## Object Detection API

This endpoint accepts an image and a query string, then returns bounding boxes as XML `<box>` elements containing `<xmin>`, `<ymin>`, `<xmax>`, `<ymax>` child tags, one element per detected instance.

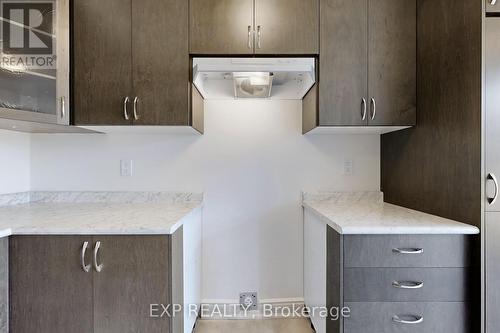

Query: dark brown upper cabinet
<box><xmin>189</xmin><ymin>0</ymin><xmax>319</xmax><ymax>55</ymax></box>
<box><xmin>316</xmin><ymin>0</ymin><xmax>416</xmax><ymax>128</ymax></box>
<box><xmin>486</xmin><ymin>0</ymin><xmax>500</xmax><ymax>13</ymax></box>
<box><xmin>73</xmin><ymin>0</ymin><xmax>190</xmax><ymax>126</ymax></box>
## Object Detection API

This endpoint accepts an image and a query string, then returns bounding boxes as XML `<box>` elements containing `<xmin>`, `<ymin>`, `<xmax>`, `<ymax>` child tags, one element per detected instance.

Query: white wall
<box><xmin>30</xmin><ymin>100</ymin><xmax>380</xmax><ymax>302</ymax></box>
<box><xmin>0</xmin><ymin>130</ymin><xmax>30</xmax><ymax>194</ymax></box>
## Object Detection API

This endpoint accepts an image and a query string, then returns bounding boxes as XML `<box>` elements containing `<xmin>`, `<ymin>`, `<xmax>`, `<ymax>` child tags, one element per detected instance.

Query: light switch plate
<box><xmin>120</xmin><ymin>160</ymin><xmax>133</xmax><ymax>177</ymax></box>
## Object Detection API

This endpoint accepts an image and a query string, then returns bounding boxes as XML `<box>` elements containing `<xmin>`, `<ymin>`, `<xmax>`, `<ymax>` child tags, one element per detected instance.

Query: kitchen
<box><xmin>0</xmin><ymin>0</ymin><xmax>493</xmax><ymax>332</ymax></box>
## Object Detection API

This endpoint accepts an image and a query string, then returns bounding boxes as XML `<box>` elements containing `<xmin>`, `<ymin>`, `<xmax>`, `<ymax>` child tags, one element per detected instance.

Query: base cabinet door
<box><xmin>9</xmin><ymin>236</ymin><xmax>93</xmax><ymax>333</ymax></box>
<box><xmin>92</xmin><ymin>235</ymin><xmax>172</xmax><ymax>333</ymax></box>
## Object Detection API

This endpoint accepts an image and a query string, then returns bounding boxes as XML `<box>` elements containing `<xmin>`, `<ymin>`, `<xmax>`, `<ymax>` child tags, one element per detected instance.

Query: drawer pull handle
<box><xmin>392</xmin><ymin>280</ymin><xmax>424</xmax><ymax>289</ymax></box>
<box><xmin>392</xmin><ymin>315</ymin><xmax>423</xmax><ymax>324</ymax></box>
<box><xmin>393</xmin><ymin>248</ymin><xmax>423</xmax><ymax>254</ymax></box>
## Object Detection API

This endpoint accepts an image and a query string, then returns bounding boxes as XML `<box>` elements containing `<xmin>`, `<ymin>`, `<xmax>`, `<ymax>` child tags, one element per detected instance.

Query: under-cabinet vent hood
<box><xmin>192</xmin><ymin>58</ymin><xmax>315</xmax><ymax>100</ymax></box>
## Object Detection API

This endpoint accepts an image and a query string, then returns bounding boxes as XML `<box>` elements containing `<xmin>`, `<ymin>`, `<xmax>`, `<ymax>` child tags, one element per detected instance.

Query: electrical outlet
<box><xmin>343</xmin><ymin>159</ymin><xmax>353</xmax><ymax>176</ymax></box>
<box><xmin>120</xmin><ymin>160</ymin><xmax>133</xmax><ymax>177</ymax></box>
<box><xmin>239</xmin><ymin>292</ymin><xmax>258</xmax><ymax>310</ymax></box>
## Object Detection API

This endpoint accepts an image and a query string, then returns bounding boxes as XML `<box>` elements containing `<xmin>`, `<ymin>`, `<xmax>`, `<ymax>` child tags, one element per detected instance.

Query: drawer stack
<box><xmin>329</xmin><ymin>232</ymin><xmax>478</xmax><ymax>333</ymax></box>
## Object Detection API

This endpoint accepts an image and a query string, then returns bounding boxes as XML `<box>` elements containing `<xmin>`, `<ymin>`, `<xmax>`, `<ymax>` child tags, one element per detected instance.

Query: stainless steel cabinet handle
<box><xmin>133</xmin><ymin>96</ymin><xmax>139</xmax><ymax>120</ymax></box>
<box><xmin>257</xmin><ymin>25</ymin><xmax>262</xmax><ymax>49</ymax></box>
<box><xmin>487</xmin><ymin>173</ymin><xmax>498</xmax><ymax>205</ymax></box>
<box><xmin>392</xmin><ymin>280</ymin><xmax>424</xmax><ymax>289</ymax></box>
<box><xmin>393</xmin><ymin>248</ymin><xmax>424</xmax><ymax>254</ymax></box>
<box><xmin>370</xmin><ymin>97</ymin><xmax>376</xmax><ymax>120</ymax></box>
<box><xmin>93</xmin><ymin>241</ymin><xmax>103</xmax><ymax>272</ymax></box>
<box><xmin>392</xmin><ymin>315</ymin><xmax>423</xmax><ymax>324</ymax></box>
<box><xmin>60</xmin><ymin>96</ymin><xmax>66</xmax><ymax>119</ymax></box>
<box><xmin>81</xmin><ymin>241</ymin><xmax>91</xmax><ymax>273</ymax></box>
<box><xmin>247</xmin><ymin>26</ymin><xmax>252</xmax><ymax>49</ymax></box>
<box><xmin>361</xmin><ymin>98</ymin><xmax>367</xmax><ymax>120</ymax></box>
<box><xmin>491</xmin><ymin>0</ymin><xmax>497</xmax><ymax>5</ymax></box>
<box><xmin>123</xmin><ymin>96</ymin><xmax>130</xmax><ymax>120</ymax></box>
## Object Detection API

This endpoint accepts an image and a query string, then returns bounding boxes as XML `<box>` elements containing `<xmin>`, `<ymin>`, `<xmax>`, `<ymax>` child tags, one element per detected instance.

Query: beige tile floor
<box><xmin>193</xmin><ymin>319</ymin><xmax>315</xmax><ymax>333</ymax></box>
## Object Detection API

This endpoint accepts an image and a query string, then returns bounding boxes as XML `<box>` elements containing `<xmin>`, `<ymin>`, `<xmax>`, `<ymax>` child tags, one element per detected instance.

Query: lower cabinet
<box><xmin>303</xmin><ymin>209</ymin><xmax>479</xmax><ymax>333</ymax></box>
<box><xmin>0</xmin><ymin>238</ymin><xmax>8</xmax><ymax>333</ymax></box>
<box><xmin>9</xmin><ymin>225</ymin><xmax>201</xmax><ymax>333</ymax></box>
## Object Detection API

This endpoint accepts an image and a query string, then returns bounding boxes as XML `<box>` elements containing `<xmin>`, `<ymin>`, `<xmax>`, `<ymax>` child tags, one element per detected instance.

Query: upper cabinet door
<box><xmin>189</xmin><ymin>0</ymin><xmax>254</xmax><ymax>54</ymax></box>
<box><xmin>319</xmin><ymin>0</ymin><xmax>368</xmax><ymax>126</ymax></box>
<box><xmin>368</xmin><ymin>0</ymin><xmax>416</xmax><ymax>126</ymax></box>
<box><xmin>132</xmin><ymin>0</ymin><xmax>189</xmax><ymax>125</ymax></box>
<box><xmin>73</xmin><ymin>0</ymin><xmax>132</xmax><ymax>125</ymax></box>
<box><xmin>254</xmin><ymin>0</ymin><xmax>319</xmax><ymax>54</ymax></box>
<box><xmin>487</xmin><ymin>0</ymin><xmax>500</xmax><ymax>13</ymax></box>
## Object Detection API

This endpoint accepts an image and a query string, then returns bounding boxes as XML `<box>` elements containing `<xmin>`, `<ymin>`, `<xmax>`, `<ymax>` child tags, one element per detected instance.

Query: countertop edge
<box><xmin>0</xmin><ymin>203</ymin><xmax>203</xmax><ymax>238</ymax></box>
<box><xmin>302</xmin><ymin>202</ymin><xmax>480</xmax><ymax>235</ymax></box>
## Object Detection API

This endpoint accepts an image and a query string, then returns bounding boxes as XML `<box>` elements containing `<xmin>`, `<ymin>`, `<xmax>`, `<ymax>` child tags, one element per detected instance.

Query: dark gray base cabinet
<box><xmin>326</xmin><ymin>229</ymin><xmax>479</xmax><ymax>333</ymax></box>
<box><xmin>0</xmin><ymin>238</ymin><xmax>8</xmax><ymax>333</ymax></box>
<box><xmin>9</xmin><ymin>232</ymin><xmax>185</xmax><ymax>333</ymax></box>
<box><xmin>303</xmin><ymin>209</ymin><xmax>479</xmax><ymax>333</ymax></box>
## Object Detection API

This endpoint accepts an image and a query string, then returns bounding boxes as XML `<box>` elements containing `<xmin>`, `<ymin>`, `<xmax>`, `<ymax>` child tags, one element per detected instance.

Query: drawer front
<box><xmin>344</xmin><ymin>302</ymin><xmax>472</xmax><ymax>333</ymax></box>
<box><xmin>344</xmin><ymin>268</ymin><xmax>472</xmax><ymax>302</ymax></box>
<box><xmin>344</xmin><ymin>235</ymin><xmax>475</xmax><ymax>268</ymax></box>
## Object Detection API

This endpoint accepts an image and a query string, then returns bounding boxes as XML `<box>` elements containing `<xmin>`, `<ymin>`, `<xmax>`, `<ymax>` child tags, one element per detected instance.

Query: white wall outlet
<box><xmin>343</xmin><ymin>159</ymin><xmax>353</xmax><ymax>176</ymax></box>
<box><xmin>239</xmin><ymin>292</ymin><xmax>258</xmax><ymax>310</ymax></box>
<box><xmin>120</xmin><ymin>160</ymin><xmax>133</xmax><ymax>177</ymax></box>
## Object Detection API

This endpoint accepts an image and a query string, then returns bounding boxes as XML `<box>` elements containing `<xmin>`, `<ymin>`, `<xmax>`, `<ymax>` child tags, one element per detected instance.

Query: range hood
<box><xmin>192</xmin><ymin>58</ymin><xmax>316</xmax><ymax>100</ymax></box>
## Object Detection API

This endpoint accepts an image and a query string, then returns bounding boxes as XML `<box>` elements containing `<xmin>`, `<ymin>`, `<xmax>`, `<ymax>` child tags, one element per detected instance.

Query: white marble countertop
<box><xmin>0</xmin><ymin>192</ymin><xmax>202</xmax><ymax>237</ymax></box>
<box><xmin>303</xmin><ymin>192</ymin><xmax>480</xmax><ymax>235</ymax></box>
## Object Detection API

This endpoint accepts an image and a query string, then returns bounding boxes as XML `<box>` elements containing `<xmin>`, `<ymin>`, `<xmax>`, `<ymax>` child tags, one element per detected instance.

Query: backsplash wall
<box><xmin>28</xmin><ymin>100</ymin><xmax>380</xmax><ymax>302</ymax></box>
<box><xmin>0</xmin><ymin>130</ymin><xmax>30</xmax><ymax>195</ymax></box>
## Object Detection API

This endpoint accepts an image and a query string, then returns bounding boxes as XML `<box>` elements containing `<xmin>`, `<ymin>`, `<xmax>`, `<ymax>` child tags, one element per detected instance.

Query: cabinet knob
<box><xmin>123</xmin><ymin>96</ymin><xmax>130</xmax><ymax>120</ymax></box>
<box><xmin>370</xmin><ymin>98</ymin><xmax>376</xmax><ymax>120</ymax></box>
<box><xmin>81</xmin><ymin>241</ymin><xmax>91</xmax><ymax>273</ymax></box>
<box><xmin>361</xmin><ymin>98</ymin><xmax>367</xmax><ymax>120</ymax></box>
<box><xmin>392</xmin><ymin>315</ymin><xmax>423</xmax><ymax>325</ymax></box>
<box><xmin>133</xmin><ymin>96</ymin><xmax>140</xmax><ymax>120</ymax></box>
<box><xmin>392</xmin><ymin>280</ymin><xmax>424</xmax><ymax>289</ymax></box>
<box><xmin>257</xmin><ymin>25</ymin><xmax>262</xmax><ymax>49</ymax></box>
<box><xmin>247</xmin><ymin>26</ymin><xmax>253</xmax><ymax>49</ymax></box>
<box><xmin>392</xmin><ymin>248</ymin><xmax>424</xmax><ymax>254</ymax></box>
<box><xmin>487</xmin><ymin>173</ymin><xmax>499</xmax><ymax>205</ymax></box>
<box><xmin>93</xmin><ymin>241</ymin><xmax>104</xmax><ymax>272</ymax></box>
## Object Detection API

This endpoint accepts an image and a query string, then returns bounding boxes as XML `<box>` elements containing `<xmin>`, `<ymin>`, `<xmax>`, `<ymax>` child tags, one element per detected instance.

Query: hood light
<box><xmin>233</xmin><ymin>72</ymin><xmax>273</xmax><ymax>98</ymax></box>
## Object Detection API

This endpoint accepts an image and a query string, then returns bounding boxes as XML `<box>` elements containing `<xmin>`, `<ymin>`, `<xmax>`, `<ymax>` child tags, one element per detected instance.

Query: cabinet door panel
<box><xmin>0</xmin><ymin>238</ymin><xmax>7</xmax><ymax>333</ymax></box>
<box><xmin>132</xmin><ymin>0</ymin><xmax>189</xmax><ymax>125</ymax></box>
<box><xmin>486</xmin><ymin>212</ymin><xmax>500</xmax><ymax>333</ymax></box>
<box><xmin>73</xmin><ymin>0</ymin><xmax>132</xmax><ymax>125</ymax></box>
<box><xmin>93</xmin><ymin>236</ymin><xmax>171</xmax><ymax>333</ymax></box>
<box><xmin>368</xmin><ymin>0</ymin><xmax>416</xmax><ymax>126</ymax></box>
<box><xmin>319</xmin><ymin>0</ymin><xmax>368</xmax><ymax>126</ymax></box>
<box><xmin>9</xmin><ymin>236</ymin><xmax>93</xmax><ymax>333</ymax></box>
<box><xmin>486</xmin><ymin>18</ymin><xmax>500</xmax><ymax>212</ymax></box>
<box><xmin>254</xmin><ymin>0</ymin><xmax>319</xmax><ymax>54</ymax></box>
<box><xmin>189</xmin><ymin>0</ymin><xmax>254</xmax><ymax>54</ymax></box>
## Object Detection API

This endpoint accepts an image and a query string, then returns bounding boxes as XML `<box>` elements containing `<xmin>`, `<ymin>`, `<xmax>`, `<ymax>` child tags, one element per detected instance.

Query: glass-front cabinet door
<box><xmin>0</xmin><ymin>0</ymin><xmax>69</xmax><ymax>125</ymax></box>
